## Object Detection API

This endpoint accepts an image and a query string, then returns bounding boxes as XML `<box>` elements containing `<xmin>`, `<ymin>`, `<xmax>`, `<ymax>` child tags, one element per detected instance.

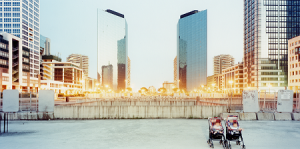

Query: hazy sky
<box><xmin>40</xmin><ymin>0</ymin><xmax>243</xmax><ymax>92</ymax></box>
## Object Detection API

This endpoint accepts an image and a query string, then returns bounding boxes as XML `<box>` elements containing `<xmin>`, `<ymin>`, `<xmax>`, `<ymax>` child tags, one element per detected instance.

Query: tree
<box><xmin>158</xmin><ymin>87</ymin><xmax>167</xmax><ymax>93</ymax></box>
<box><xmin>126</xmin><ymin>87</ymin><xmax>132</xmax><ymax>92</ymax></box>
<box><xmin>140</xmin><ymin>87</ymin><xmax>148</xmax><ymax>92</ymax></box>
<box><xmin>172</xmin><ymin>88</ymin><xmax>180</xmax><ymax>93</ymax></box>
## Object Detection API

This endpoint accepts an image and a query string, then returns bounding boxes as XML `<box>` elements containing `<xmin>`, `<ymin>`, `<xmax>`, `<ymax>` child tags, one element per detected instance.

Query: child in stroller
<box><xmin>225</xmin><ymin>115</ymin><xmax>245</xmax><ymax>149</ymax></box>
<box><xmin>207</xmin><ymin>117</ymin><xmax>226</xmax><ymax>148</ymax></box>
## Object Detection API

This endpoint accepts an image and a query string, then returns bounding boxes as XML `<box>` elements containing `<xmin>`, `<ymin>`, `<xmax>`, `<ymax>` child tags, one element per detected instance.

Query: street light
<box><xmin>229</xmin><ymin>80</ymin><xmax>233</xmax><ymax>113</ymax></box>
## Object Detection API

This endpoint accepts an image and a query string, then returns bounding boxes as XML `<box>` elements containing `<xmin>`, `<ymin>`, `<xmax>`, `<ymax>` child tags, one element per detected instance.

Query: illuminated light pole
<box><xmin>229</xmin><ymin>80</ymin><xmax>233</xmax><ymax>113</ymax></box>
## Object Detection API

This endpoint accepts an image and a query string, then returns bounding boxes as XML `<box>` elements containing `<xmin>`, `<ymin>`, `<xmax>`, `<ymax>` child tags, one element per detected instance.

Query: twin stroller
<box><xmin>207</xmin><ymin>115</ymin><xmax>246</xmax><ymax>149</ymax></box>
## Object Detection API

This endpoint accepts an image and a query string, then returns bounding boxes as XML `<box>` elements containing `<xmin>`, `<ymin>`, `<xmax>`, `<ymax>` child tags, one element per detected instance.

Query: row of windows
<box><xmin>0</xmin><ymin>50</ymin><xmax>8</xmax><ymax>58</ymax></box>
<box><xmin>289</xmin><ymin>55</ymin><xmax>298</xmax><ymax>62</ymax></box>
<box><xmin>290</xmin><ymin>79</ymin><xmax>300</xmax><ymax>84</ymax></box>
<box><xmin>0</xmin><ymin>43</ymin><xmax>7</xmax><ymax>49</ymax></box>
<box><xmin>290</xmin><ymin>70</ymin><xmax>300</xmax><ymax>76</ymax></box>
<box><xmin>0</xmin><ymin>59</ymin><xmax>8</xmax><ymax>65</ymax></box>
<box><xmin>0</xmin><ymin>8</ymin><xmax>21</xmax><ymax>12</ymax></box>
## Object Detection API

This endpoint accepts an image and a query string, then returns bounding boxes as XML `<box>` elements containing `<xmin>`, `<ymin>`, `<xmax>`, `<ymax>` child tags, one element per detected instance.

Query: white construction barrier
<box><xmin>3</xmin><ymin>90</ymin><xmax>19</xmax><ymax>112</ymax></box>
<box><xmin>243</xmin><ymin>90</ymin><xmax>259</xmax><ymax>112</ymax></box>
<box><xmin>38</xmin><ymin>90</ymin><xmax>55</xmax><ymax>112</ymax></box>
<box><xmin>277</xmin><ymin>90</ymin><xmax>293</xmax><ymax>113</ymax></box>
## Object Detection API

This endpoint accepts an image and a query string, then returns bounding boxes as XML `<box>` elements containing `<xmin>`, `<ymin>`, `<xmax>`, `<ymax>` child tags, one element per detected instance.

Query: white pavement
<box><xmin>0</xmin><ymin>120</ymin><xmax>299</xmax><ymax>149</ymax></box>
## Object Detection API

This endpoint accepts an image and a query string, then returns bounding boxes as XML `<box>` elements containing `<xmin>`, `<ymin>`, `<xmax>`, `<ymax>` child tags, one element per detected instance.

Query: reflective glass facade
<box><xmin>244</xmin><ymin>0</ymin><xmax>300</xmax><ymax>88</ymax></box>
<box><xmin>97</xmin><ymin>9</ymin><xmax>128</xmax><ymax>92</ymax></box>
<box><xmin>177</xmin><ymin>10</ymin><xmax>207</xmax><ymax>91</ymax></box>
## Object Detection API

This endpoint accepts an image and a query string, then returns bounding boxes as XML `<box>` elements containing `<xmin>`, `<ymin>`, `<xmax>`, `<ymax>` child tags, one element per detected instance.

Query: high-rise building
<box><xmin>243</xmin><ymin>0</ymin><xmax>300</xmax><ymax>90</ymax></box>
<box><xmin>127</xmin><ymin>56</ymin><xmax>130</xmax><ymax>88</ymax></box>
<box><xmin>174</xmin><ymin>56</ymin><xmax>178</xmax><ymax>86</ymax></box>
<box><xmin>67</xmin><ymin>54</ymin><xmax>89</xmax><ymax>78</ymax></box>
<box><xmin>288</xmin><ymin>36</ymin><xmax>300</xmax><ymax>91</ymax></box>
<box><xmin>0</xmin><ymin>0</ymin><xmax>40</xmax><ymax>86</ymax></box>
<box><xmin>40</xmin><ymin>35</ymin><xmax>51</xmax><ymax>55</ymax></box>
<box><xmin>177</xmin><ymin>10</ymin><xmax>207</xmax><ymax>91</ymax></box>
<box><xmin>97</xmin><ymin>9</ymin><xmax>128</xmax><ymax>92</ymax></box>
<box><xmin>214</xmin><ymin>54</ymin><xmax>235</xmax><ymax>75</ymax></box>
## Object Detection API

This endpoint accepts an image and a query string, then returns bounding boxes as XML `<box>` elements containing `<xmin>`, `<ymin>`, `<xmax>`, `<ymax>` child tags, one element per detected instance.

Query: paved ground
<box><xmin>0</xmin><ymin>119</ymin><xmax>299</xmax><ymax>149</ymax></box>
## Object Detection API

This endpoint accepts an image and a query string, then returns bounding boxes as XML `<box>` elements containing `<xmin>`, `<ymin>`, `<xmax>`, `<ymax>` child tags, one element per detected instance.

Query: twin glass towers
<box><xmin>97</xmin><ymin>9</ymin><xmax>207</xmax><ymax>92</ymax></box>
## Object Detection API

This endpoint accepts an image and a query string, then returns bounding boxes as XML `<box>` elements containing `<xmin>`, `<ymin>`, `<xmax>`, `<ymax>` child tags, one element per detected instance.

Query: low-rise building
<box><xmin>288</xmin><ymin>36</ymin><xmax>300</xmax><ymax>92</ymax></box>
<box><xmin>222</xmin><ymin>63</ymin><xmax>243</xmax><ymax>94</ymax></box>
<box><xmin>207</xmin><ymin>74</ymin><xmax>222</xmax><ymax>91</ymax></box>
<box><xmin>40</xmin><ymin>55</ymin><xmax>83</xmax><ymax>94</ymax></box>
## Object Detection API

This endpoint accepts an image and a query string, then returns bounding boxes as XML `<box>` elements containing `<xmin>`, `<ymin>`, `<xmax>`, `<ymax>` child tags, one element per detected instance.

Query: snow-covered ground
<box><xmin>0</xmin><ymin>119</ymin><xmax>299</xmax><ymax>149</ymax></box>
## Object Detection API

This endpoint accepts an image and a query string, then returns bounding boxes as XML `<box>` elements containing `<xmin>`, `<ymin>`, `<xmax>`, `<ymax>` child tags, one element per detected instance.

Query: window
<box><xmin>13</xmin><ymin>24</ymin><xmax>20</xmax><ymax>28</ymax></box>
<box><xmin>13</xmin><ymin>7</ymin><xmax>20</xmax><ymax>11</ymax></box>
<box><xmin>4</xmin><ymin>24</ymin><xmax>11</xmax><ymax>28</ymax></box>
<box><xmin>0</xmin><ymin>24</ymin><xmax>2</xmax><ymax>28</ymax></box>
<box><xmin>0</xmin><ymin>59</ymin><xmax>8</xmax><ymax>65</ymax></box>
<box><xmin>4</xmin><ymin>8</ymin><xmax>11</xmax><ymax>11</ymax></box>
<box><xmin>0</xmin><ymin>2</ymin><xmax>2</xmax><ymax>6</ymax></box>
<box><xmin>13</xmin><ymin>29</ymin><xmax>20</xmax><ymax>33</ymax></box>
<box><xmin>13</xmin><ymin>18</ymin><xmax>20</xmax><ymax>22</ymax></box>
<box><xmin>13</xmin><ymin>13</ymin><xmax>20</xmax><ymax>17</ymax></box>
<box><xmin>4</xmin><ymin>18</ymin><xmax>11</xmax><ymax>22</ymax></box>
<box><xmin>0</xmin><ymin>43</ymin><xmax>7</xmax><ymax>49</ymax></box>
<box><xmin>23</xmin><ymin>0</ymin><xmax>28</xmax><ymax>5</ymax></box>
<box><xmin>4</xmin><ymin>2</ymin><xmax>11</xmax><ymax>6</ymax></box>
<box><xmin>0</xmin><ymin>18</ymin><xmax>2</xmax><ymax>22</ymax></box>
<box><xmin>29</xmin><ymin>8</ymin><xmax>33</xmax><ymax>13</ymax></box>
<box><xmin>4</xmin><ymin>13</ymin><xmax>10</xmax><ymax>17</ymax></box>
<box><xmin>0</xmin><ymin>13</ymin><xmax>2</xmax><ymax>17</ymax></box>
<box><xmin>13</xmin><ymin>2</ymin><xmax>20</xmax><ymax>6</ymax></box>
<box><xmin>4</xmin><ymin>29</ymin><xmax>11</xmax><ymax>33</ymax></box>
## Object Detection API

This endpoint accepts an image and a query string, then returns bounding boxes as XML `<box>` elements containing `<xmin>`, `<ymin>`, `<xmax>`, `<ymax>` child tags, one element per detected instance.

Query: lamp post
<box><xmin>229</xmin><ymin>80</ymin><xmax>233</xmax><ymax>113</ymax></box>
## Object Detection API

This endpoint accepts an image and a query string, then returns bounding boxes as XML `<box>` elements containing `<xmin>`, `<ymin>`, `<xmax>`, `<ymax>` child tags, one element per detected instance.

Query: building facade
<box><xmin>97</xmin><ymin>9</ymin><xmax>128</xmax><ymax>92</ymax></box>
<box><xmin>67</xmin><ymin>54</ymin><xmax>89</xmax><ymax>78</ymax></box>
<box><xmin>174</xmin><ymin>56</ymin><xmax>178</xmax><ymax>86</ymax></box>
<box><xmin>0</xmin><ymin>32</ymin><xmax>36</xmax><ymax>91</ymax></box>
<box><xmin>288</xmin><ymin>36</ymin><xmax>300</xmax><ymax>91</ymax></box>
<box><xmin>207</xmin><ymin>74</ymin><xmax>222</xmax><ymax>91</ymax></box>
<box><xmin>41</xmin><ymin>56</ymin><xmax>83</xmax><ymax>94</ymax></box>
<box><xmin>126</xmin><ymin>56</ymin><xmax>130</xmax><ymax>88</ymax></box>
<box><xmin>213</xmin><ymin>54</ymin><xmax>235</xmax><ymax>75</ymax></box>
<box><xmin>0</xmin><ymin>0</ymin><xmax>40</xmax><ymax>80</ymax></box>
<box><xmin>40</xmin><ymin>34</ymin><xmax>50</xmax><ymax>55</ymax></box>
<box><xmin>243</xmin><ymin>0</ymin><xmax>300</xmax><ymax>91</ymax></box>
<box><xmin>222</xmin><ymin>63</ymin><xmax>243</xmax><ymax>94</ymax></box>
<box><xmin>177</xmin><ymin>10</ymin><xmax>207</xmax><ymax>91</ymax></box>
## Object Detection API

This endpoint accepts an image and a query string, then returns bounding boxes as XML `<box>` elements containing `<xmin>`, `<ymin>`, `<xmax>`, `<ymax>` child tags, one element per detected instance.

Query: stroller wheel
<box><xmin>242</xmin><ymin>145</ymin><xmax>246</xmax><ymax>149</ymax></box>
<box><xmin>211</xmin><ymin>143</ymin><xmax>214</xmax><ymax>148</ymax></box>
<box><xmin>236</xmin><ymin>141</ymin><xmax>240</xmax><ymax>145</ymax></box>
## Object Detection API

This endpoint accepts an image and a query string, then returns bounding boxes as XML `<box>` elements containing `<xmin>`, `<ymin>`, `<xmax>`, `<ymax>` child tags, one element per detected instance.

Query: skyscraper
<box><xmin>40</xmin><ymin>34</ymin><xmax>50</xmax><ymax>55</ymax></box>
<box><xmin>177</xmin><ymin>10</ymin><xmax>207</xmax><ymax>91</ymax></box>
<box><xmin>213</xmin><ymin>54</ymin><xmax>235</xmax><ymax>75</ymax></box>
<box><xmin>0</xmin><ymin>0</ymin><xmax>40</xmax><ymax>90</ymax></box>
<box><xmin>67</xmin><ymin>54</ymin><xmax>89</xmax><ymax>78</ymax></box>
<box><xmin>243</xmin><ymin>0</ymin><xmax>299</xmax><ymax>90</ymax></box>
<box><xmin>97</xmin><ymin>9</ymin><xmax>128</xmax><ymax>92</ymax></box>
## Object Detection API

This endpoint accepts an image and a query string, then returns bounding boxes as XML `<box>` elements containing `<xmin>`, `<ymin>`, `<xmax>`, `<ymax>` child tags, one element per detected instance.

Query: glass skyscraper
<box><xmin>0</xmin><ymin>0</ymin><xmax>40</xmax><ymax>79</ymax></box>
<box><xmin>243</xmin><ymin>0</ymin><xmax>300</xmax><ymax>90</ymax></box>
<box><xmin>97</xmin><ymin>9</ymin><xmax>128</xmax><ymax>92</ymax></box>
<box><xmin>177</xmin><ymin>10</ymin><xmax>207</xmax><ymax>91</ymax></box>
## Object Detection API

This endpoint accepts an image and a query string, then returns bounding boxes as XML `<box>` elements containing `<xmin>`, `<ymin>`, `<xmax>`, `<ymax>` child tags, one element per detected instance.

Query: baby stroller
<box><xmin>225</xmin><ymin>115</ymin><xmax>246</xmax><ymax>149</ymax></box>
<box><xmin>207</xmin><ymin>117</ymin><xmax>226</xmax><ymax>148</ymax></box>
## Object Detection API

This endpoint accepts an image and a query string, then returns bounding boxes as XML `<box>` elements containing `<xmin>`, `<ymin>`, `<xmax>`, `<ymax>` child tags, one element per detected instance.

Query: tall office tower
<box><xmin>0</xmin><ymin>0</ymin><xmax>40</xmax><ymax>88</ymax></box>
<box><xmin>213</xmin><ymin>54</ymin><xmax>235</xmax><ymax>75</ymax></box>
<box><xmin>243</xmin><ymin>0</ymin><xmax>300</xmax><ymax>90</ymax></box>
<box><xmin>40</xmin><ymin>35</ymin><xmax>50</xmax><ymax>55</ymax></box>
<box><xmin>127</xmin><ymin>56</ymin><xmax>130</xmax><ymax>88</ymax></box>
<box><xmin>67</xmin><ymin>54</ymin><xmax>89</xmax><ymax>78</ymax></box>
<box><xmin>97</xmin><ymin>9</ymin><xmax>128</xmax><ymax>92</ymax></box>
<box><xmin>174</xmin><ymin>56</ymin><xmax>177</xmax><ymax>86</ymax></box>
<box><xmin>177</xmin><ymin>10</ymin><xmax>207</xmax><ymax>91</ymax></box>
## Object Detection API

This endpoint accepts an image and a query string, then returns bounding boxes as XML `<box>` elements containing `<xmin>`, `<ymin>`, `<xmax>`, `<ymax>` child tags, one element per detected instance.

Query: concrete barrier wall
<box><xmin>54</xmin><ymin>105</ymin><xmax>227</xmax><ymax>119</ymax></box>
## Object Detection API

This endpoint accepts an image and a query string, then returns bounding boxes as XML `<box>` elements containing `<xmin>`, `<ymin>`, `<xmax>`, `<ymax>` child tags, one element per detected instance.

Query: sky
<box><xmin>40</xmin><ymin>0</ymin><xmax>243</xmax><ymax>92</ymax></box>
